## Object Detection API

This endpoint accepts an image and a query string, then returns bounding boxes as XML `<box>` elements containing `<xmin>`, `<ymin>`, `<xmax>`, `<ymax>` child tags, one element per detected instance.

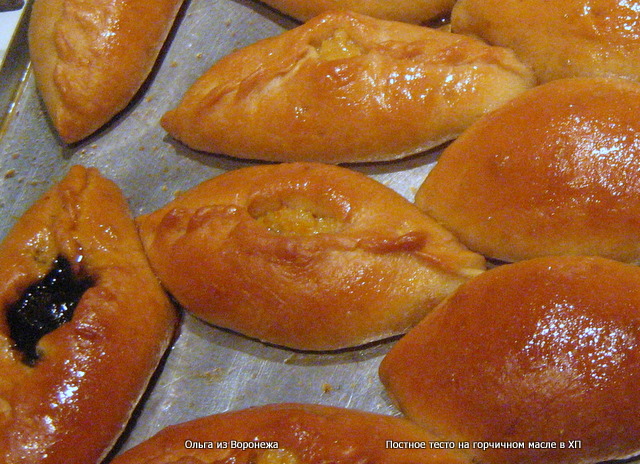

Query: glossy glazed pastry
<box><xmin>452</xmin><ymin>0</ymin><xmax>640</xmax><ymax>83</ymax></box>
<box><xmin>161</xmin><ymin>10</ymin><xmax>534</xmax><ymax>163</ymax></box>
<box><xmin>259</xmin><ymin>0</ymin><xmax>456</xmax><ymax>24</ymax></box>
<box><xmin>28</xmin><ymin>0</ymin><xmax>184</xmax><ymax>143</ymax></box>
<box><xmin>415</xmin><ymin>77</ymin><xmax>640</xmax><ymax>264</ymax></box>
<box><xmin>137</xmin><ymin>162</ymin><xmax>485</xmax><ymax>351</ymax></box>
<box><xmin>0</xmin><ymin>166</ymin><xmax>177</xmax><ymax>463</ymax></box>
<box><xmin>380</xmin><ymin>256</ymin><xmax>640</xmax><ymax>464</ymax></box>
<box><xmin>110</xmin><ymin>403</ymin><xmax>472</xmax><ymax>464</ymax></box>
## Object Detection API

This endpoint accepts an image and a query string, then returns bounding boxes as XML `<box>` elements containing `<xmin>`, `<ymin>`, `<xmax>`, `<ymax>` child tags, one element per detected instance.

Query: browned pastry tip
<box><xmin>137</xmin><ymin>162</ymin><xmax>485</xmax><ymax>351</ymax></box>
<box><xmin>416</xmin><ymin>76</ymin><xmax>640</xmax><ymax>264</ymax></box>
<box><xmin>161</xmin><ymin>10</ymin><xmax>534</xmax><ymax>163</ymax></box>
<box><xmin>110</xmin><ymin>403</ymin><xmax>473</xmax><ymax>464</ymax></box>
<box><xmin>0</xmin><ymin>165</ymin><xmax>177</xmax><ymax>463</ymax></box>
<box><xmin>380</xmin><ymin>255</ymin><xmax>640</xmax><ymax>464</ymax></box>
<box><xmin>28</xmin><ymin>0</ymin><xmax>184</xmax><ymax>143</ymax></box>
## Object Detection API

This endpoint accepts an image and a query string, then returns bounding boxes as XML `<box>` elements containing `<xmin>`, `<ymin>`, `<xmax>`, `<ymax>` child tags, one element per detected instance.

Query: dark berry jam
<box><xmin>7</xmin><ymin>256</ymin><xmax>93</xmax><ymax>366</ymax></box>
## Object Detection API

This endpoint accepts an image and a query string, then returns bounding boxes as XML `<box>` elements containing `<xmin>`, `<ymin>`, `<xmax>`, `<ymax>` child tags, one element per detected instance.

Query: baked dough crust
<box><xmin>415</xmin><ymin>77</ymin><xmax>640</xmax><ymax>264</ymax></box>
<box><xmin>137</xmin><ymin>162</ymin><xmax>485</xmax><ymax>351</ymax></box>
<box><xmin>0</xmin><ymin>166</ymin><xmax>177</xmax><ymax>463</ymax></box>
<box><xmin>161</xmin><ymin>10</ymin><xmax>534</xmax><ymax>163</ymax></box>
<box><xmin>110</xmin><ymin>403</ymin><xmax>471</xmax><ymax>464</ymax></box>
<box><xmin>380</xmin><ymin>256</ymin><xmax>640</xmax><ymax>464</ymax></box>
<box><xmin>28</xmin><ymin>0</ymin><xmax>184</xmax><ymax>143</ymax></box>
<box><xmin>452</xmin><ymin>0</ymin><xmax>640</xmax><ymax>83</ymax></box>
<box><xmin>258</xmin><ymin>0</ymin><xmax>456</xmax><ymax>24</ymax></box>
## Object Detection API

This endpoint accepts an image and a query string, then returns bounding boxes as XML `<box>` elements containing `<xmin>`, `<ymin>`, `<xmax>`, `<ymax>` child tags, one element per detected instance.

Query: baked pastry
<box><xmin>452</xmin><ymin>0</ymin><xmax>640</xmax><ymax>83</ymax></box>
<box><xmin>110</xmin><ymin>403</ymin><xmax>472</xmax><ymax>464</ymax></box>
<box><xmin>415</xmin><ymin>77</ymin><xmax>640</xmax><ymax>264</ymax></box>
<box><xmin>0</xmin><ymin>165</ymin><xmax>177</xmax><ymax>463</ymax></box>
<box><xmin>137</xmin><ymin>162</ymin><xmax>485</xmax><ymax>351</ymax></box>
<box><xmin>161</xmin><ymin>10</ymin><xmax>535</xmax><ymax>163</ymax></box>
<box><xmin>258</xmin><ymin>0</ymin><xmax>456</xmax><ymax>24</ymax></box>
<box><xmin>380</xmin><ymin>256</ymin><xmax>640</xmax><ymax>464</ymax></box>
<box><xmin>28</xmin><ymin>0</ymin><xmax>184</xmax><ymax>143</ymax></box>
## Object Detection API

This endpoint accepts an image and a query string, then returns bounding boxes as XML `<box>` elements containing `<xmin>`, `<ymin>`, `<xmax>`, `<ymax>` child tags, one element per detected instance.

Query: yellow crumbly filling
<box><xmin>254</xmin><ymin>449</ymin><xmax>300</xmax><ymax>464</ymax></box>
<box><xmin>255</xmin><ymin>206</ymin><xmax>342</xmax><ymax>235</ymax></box>
<box><xmin>317</xmin><ymin>29</ymin><xmax>365</xmax><ymax>60</ymax></box>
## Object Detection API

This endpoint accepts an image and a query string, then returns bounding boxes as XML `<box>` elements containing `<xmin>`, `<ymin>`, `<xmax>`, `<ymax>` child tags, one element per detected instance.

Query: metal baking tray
<box><xmin>0</xmin><ymin>0</ymin><xmax>440</xmax><ymax>458</ymax></box>
<box><xmin>2</xmin><ymin>2</ymin><xmax>637</xmax><ymax>463</ymax></box>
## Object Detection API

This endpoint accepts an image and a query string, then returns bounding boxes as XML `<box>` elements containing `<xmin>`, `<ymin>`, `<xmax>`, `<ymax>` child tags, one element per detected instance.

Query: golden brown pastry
<box><xmin>380</xmin><ymin>256</ymin><xmax>640</xmax><ymax>464</ymax></box>
<box><xmin>28</xmin><ymin>0</ymin><xmax>184</xmax><ymax>143</ymax></box>
<box><xmin>259</xmin><ymin>0</ymin><xmax>456</xmax><ymax>24</ymax></box>
<box><xmin>161</xmin><ymin>10</ymin><xmax>535</xmax><ymax>163</ymax></box>
<box><xmin>0</xmin><ymin>166</ymin><xmax>177</xmax><ymax>463</ymax></box>
<box><xmin>137</xmin><ymin>162</ymin><xmax>485</xmax><ymax>351</ymax></box>
<box><xmin>452</xmin><ymin>0</ymin><xmax>640</xmax><ymax>83</ymax></box>
<box><xmin>415</xmin><ymin>77</ymin><xmax>640</xmax><ymax>264</ymax></box>
<box><xmin>110</xmin><ymin>403</ymin><xmax>472</xmax><ymax>464</ymax></box>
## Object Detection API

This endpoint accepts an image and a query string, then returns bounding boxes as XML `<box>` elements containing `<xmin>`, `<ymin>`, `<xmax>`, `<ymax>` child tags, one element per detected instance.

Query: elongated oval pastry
<box><xmin>380</xmin><ymin>256</ymin><xmax>640</xmax><ymax>464</ymax></box>
<box><xmin>258</xmin><ymin>0</ymin><xmax>456</xmax><ymax>24</ymax></box>
<box><xmin>28</xmin><ymin>0</ymin><xmax>184</xmax><ymax>143</ymax></box>
<box><xmin>0</xmin><ymin>166</ymin><xmax>177</xmax><ymax>463</ymax></box>
<box><xmin>137</xmin><ymin>162</ymin><xmax>485</xmax><ymax>351</ymax></box>
<box><xmin>161</xmin><ymin>10</ymin><xmax>534</xmax><ymax>163</ymax></box>
<box><xmin>415</xmin><ymin>77</ymin><xmax>640</xmax><ymax>264</ymax></box>
<box><xmin>111</xmin><ymin>403</ymin><xmax>472</xmax><ymax>464</ymax></box>
<box><xmin>452</xmin><ymin>0</ymin><xmax>640</xmax><ymax>83</ymax></box>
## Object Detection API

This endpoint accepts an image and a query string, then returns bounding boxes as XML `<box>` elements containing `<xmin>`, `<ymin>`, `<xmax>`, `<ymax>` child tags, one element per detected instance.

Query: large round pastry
<box><xmin>137</xmin><ymin>162</ymin><xmax>485</xmax><ymax>351</ymax></box>
<box><xmin>161</xmin><ymin>10</ymin><xmax>534</xmax><ymax>163</ymax></box>
<box><xmin>452</xmin><ymin>0</ymin><xmax>640</xmax><ymax>83</ymax></box>
<box><xmin>416</xmin><ymin>77</ymin><xmax>640</xmax><ymax>264</ymax></box>
<box><xmin>0</xmin><ymin>166</ymin><xmax>177</xmax><ymax>463</ymax></box>
<box><xmin>380</xmin><ymin>256</ymin><xmax>640</xmax><ymax>464</ymax></box>
<box><xmin>111</xmin><ymin>403</ymin><xmax>471</xmax><ymax>464</ymax></box>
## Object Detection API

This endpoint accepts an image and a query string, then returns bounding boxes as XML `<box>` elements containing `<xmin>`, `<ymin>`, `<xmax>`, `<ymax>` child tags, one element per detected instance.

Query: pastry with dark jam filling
<box><xmin>0</xmin><ymin>165</ymin><xmax>177</xmax><ymax>464</ymax></box>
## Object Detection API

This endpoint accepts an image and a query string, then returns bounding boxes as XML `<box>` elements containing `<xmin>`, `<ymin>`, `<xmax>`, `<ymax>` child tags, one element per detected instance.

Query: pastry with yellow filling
<box><xmin>452</xmin><ymin>0</ymin><xmax>640</xmax><ymax>83</ymax></box>
<box><xmin>28</xmin><ymin>0</ymin><xmax>184</xmax><ymax>143</ymax></box>
<box><xmin>161</xmin><ymin>10</ymin><xmax>535</xmax><ymax>163</ymax></box>
<box><xmin>0</xmin><ymin>166</ymin><xmax>177</xmax><ymax>463</ymax></box>
<box><xmin>110</xmin><ymin>403</ymin><xmax>472</xmax><ymax>464</ymax></box>
<box><xmin>137</xmin><ymin>162</ymin><xmax>485</xmax><ymax>350</ymax></box>
<box><xmin>258</xmin><ymin>0</ymin><xmax>456</xmax><ymax>24</ymax></box>
<box><xmin>380</xmin><ymin>256</ymin><xmax>640</xmax><ymax>464</ymax></box>
<box><xmin>416</xmin><ymin>77</ymin><xmax>640</xmax><ymax>264</ymax></box>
